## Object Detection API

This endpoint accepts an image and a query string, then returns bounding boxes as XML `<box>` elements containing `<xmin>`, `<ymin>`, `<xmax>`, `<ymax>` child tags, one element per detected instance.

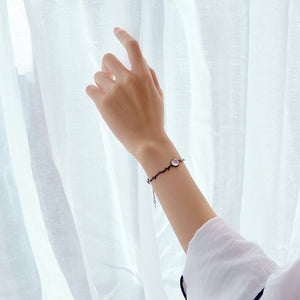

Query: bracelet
<box><xmin>146</xmin><ymin>158</ymin><xmax>185</xmax><ymax>208</ymax></box>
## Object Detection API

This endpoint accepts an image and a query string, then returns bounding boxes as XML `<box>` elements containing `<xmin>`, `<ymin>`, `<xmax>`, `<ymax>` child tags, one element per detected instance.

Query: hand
<box><xmin>86</xmin><ymin>27</ymin><xmax>167</xmax><ymax>159</ymax></box>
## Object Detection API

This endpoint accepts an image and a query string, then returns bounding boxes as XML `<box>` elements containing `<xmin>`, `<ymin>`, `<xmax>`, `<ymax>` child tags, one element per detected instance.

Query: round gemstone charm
<box><xmin>171</xmin><ymin>159</ymin><xmax>180</xmax><ymax>167</ymax></box>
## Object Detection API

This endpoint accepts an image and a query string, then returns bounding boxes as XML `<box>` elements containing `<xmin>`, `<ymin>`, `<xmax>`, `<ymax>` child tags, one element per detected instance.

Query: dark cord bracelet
<box><xmin>146</xmin><ymin>158</ymin><xmax>185</xmax><ymax>208</ymax></box>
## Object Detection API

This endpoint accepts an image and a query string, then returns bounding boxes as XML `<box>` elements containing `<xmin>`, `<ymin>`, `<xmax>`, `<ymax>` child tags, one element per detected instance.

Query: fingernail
<box><xmin>114</xmin><ymin>27</ymin><xmax>120</xmax><ymax>33</ymax></box>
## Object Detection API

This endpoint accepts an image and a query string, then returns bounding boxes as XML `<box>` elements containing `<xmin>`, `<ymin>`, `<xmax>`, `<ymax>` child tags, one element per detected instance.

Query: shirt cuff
<box><xmin>181</xmin><ymin>216</ymin><xmax>279</xmax><ymax>299</ymax></box>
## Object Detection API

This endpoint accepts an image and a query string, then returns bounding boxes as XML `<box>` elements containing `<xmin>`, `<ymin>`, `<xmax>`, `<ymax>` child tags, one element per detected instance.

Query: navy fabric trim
<box><xmin>180</xmin><ymin>274</ymin><xmax>264</xmax><ymax>300</ymax></box>
<box><xmin>254</xmin><ymin>288</ymin><xmax>264</xmax><ymax>300</ymax></box>
<box><xmin>180</xmin><ymin>275</ymin><xmax>187</xmax><ymax>299</ymax></box>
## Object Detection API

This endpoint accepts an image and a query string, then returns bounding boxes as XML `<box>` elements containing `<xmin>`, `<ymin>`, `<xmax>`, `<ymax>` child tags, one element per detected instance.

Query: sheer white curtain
<box><xmin>1</xmin><ymin>0</ymin><xmax>299</xmax><ymax>299</ymax></box>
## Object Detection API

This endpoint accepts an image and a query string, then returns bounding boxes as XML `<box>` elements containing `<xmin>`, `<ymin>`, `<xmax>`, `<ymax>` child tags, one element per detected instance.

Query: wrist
<box><xmin>135</xmin><ymin>134</ymin><xmax>181</xmax><ymax>179</ymax></box>
<box><xmin>135</xmin><ymin>134</ymin><xmax>173</xmax><ymax>161</ymax></box>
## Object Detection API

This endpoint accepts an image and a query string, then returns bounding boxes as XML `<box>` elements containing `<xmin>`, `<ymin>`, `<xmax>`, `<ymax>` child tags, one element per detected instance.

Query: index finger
<box><xmin>113</xmin><ymin>27</ymin><xmax>145</xmax><ymax>73</ymax></box>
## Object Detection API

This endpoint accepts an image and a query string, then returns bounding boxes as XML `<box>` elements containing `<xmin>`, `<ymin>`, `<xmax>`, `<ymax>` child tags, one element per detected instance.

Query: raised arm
<box><xmin>86</xmin><ymin>27</ymin><xmax>217</xmax><ymax>253</ymax></box>
<box><xmin>135</xmin><ymin>135</ymin><xmax>216</xmax><ymax>253</ymax></box>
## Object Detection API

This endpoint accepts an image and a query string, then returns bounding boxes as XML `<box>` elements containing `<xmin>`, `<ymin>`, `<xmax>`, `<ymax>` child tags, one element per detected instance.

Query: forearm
<box><xmin>136</xmin><ymin>135</ymin><xmax>217</xmax><ymax>254</ymax></box>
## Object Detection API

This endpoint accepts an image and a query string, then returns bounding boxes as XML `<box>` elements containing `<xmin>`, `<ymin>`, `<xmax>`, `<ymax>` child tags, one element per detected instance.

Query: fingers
<box><xmin>86</xmin><ymin>71</ymin><xmax>117</xmax><ymax>104</ymax></box>
<box><xmin>94</xmin><ymin>71</ymin><xmax>115</xmax><ymax>92</ymax></box>
<box><xmin>113</xmin><ymin>27</ymin><xmax>146</xmax><ymax>73</ymax></box>
<box><xmin>86</xmin><ymin>84</ymin><xmax>104</xmax><ymax>102</ymax></box>
<box><xmin>102</xmin><ymin>53</ymin><xmax>129</xmax><ymax>81</ymax></box>
<box><xmin>148</xmin><ymin>65</ymin><xmax>163</xmax><ymax>96</ymax></box>
<box><xmin>101</xmin><ymin>61</ymin><xmax>115</xmax><ymax>80</ymax></box>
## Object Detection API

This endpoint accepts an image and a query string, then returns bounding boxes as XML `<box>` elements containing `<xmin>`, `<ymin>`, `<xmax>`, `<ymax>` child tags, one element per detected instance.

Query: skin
<box><xmin>86</xmin><ymin>27</ymin><xmax>217</xmax><ymax>254</ymax></box>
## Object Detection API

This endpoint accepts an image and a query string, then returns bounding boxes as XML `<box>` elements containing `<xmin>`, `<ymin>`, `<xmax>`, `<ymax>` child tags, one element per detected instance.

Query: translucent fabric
<box><xmin>0</xmin><ymin>0</ymin><xmax>299</xmax><ymax>299</ymax></box>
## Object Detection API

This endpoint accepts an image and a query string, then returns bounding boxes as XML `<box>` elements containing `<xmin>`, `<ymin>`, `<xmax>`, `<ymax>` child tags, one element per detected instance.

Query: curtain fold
<box><xmin>1</xmin><ymin>0</ymin><xmax>299</xmax><ymax>299</ymax></box>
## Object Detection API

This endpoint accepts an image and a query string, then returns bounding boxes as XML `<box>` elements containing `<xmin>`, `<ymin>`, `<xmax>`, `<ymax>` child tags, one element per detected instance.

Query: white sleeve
<box><xmin>180</xmin><ymin>216</ymin><xmax>280</xmax><ymax>299</ymax></box>
<box><xmin>261</xmin><ymin>258</ymin><xmax>300</xmax><ymax>299</ymax></box>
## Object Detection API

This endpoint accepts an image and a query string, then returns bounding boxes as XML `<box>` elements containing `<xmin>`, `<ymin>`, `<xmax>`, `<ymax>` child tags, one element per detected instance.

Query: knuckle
<box><xmin>150</xmin><ymin>68</ymin><xmax>156</xmax><ymax>75</ymax></box>
<box><xmin>94</xmin><ymin>71</ymin><xmax>101</xmax><ymax>81</ymax></box>
<box><xmin>109</xmin><ymin>83</ymin><xmax>119</xmax><ymax>95</ymax></box>
<box><xmin>85</xmin><ymin>85</ymin><xmax>93</xmax><ymax>94</ymax></box>
<box><xmin>127</xmin><ymin>39</ymin><xmax>139</xmax><ymax>50</ymax></box>
<box><xmin>138</xmin><ymin>67</ymin><xmax>152</xmax><ymax>83</ymax></box>
<box><xmin>123</xmin><ymin>73</ymin><xmax>138</xmax><ymax>86</ymax></box>
<box><xmin>142</xmin><ymin>66</ymin><xmax>151</xmax><ymax>77</ymax></box>
<box><xmin>102</xmin><ymin>52</ymin><xmax>114</xmax><ymax>63</ymax></box>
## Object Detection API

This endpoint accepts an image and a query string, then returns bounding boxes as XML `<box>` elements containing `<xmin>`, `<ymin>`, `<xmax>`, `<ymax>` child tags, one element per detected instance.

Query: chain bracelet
<box><xmin>146</xmin><ymin>158</ymin><xmax>185</xmax><ymax>208</ymax></box>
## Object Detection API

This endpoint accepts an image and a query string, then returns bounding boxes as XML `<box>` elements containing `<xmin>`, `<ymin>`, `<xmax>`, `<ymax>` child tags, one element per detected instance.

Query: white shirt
<box><xmin>180</xmin><ymin>216</ymin><xmax>300</xmax><ymax>299</ymax></box>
